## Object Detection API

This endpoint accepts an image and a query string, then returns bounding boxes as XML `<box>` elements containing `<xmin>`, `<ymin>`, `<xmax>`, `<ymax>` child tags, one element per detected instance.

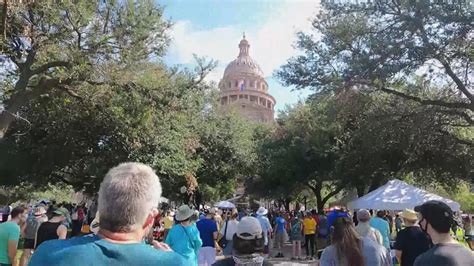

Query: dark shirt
<box><xmin>196</xmin><ymin>218</ymin><xmax>218</xmax><ymax>247</ymax></box>
<box><xmin>394</xmin><ymin>226</ymin><xmax>432</xmax><ymax>266</ymax></box>
<box><xmin>414</xmin><ymin>243</ymin><xmax>474</xmax><ymax>266</ymax></box>
<box><xmin>35</xmin><ymin>221</ymin><xmax>61</xmax><ymax>248</ymax></box>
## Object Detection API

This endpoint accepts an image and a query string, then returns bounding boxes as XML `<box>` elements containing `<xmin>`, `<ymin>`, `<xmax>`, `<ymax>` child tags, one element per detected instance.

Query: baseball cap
<box><xmin>236</xmin><ymin>217</ymin><xmax>263</xmax><ymax>240</ymax></box>
<box><xmin>415</xmin><ymin>200</ymin><xmax>454</xmax><ymax>233</ymax></box>
<box><xmin>54</xmin><ymin>207</ymin><xmax>72</xmax><ymax>224</ymax></box>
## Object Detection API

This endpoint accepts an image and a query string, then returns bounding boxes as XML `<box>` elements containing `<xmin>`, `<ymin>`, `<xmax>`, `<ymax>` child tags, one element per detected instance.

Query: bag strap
<box><xmin>180</xmin><ymin>225</ymin><xmax>196</xmax><ymax>250</ymax></box>
<box><xmin>223</xmin><ymin>220</ymin><xmax>229</xmax><ymax>239</ymax></box>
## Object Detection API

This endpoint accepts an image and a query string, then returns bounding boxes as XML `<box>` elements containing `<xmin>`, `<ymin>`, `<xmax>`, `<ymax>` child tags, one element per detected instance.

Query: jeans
<box><xmin>304</xmin><ymin>234</ymin><xmax>315</xmax><ymax>257</ymax></box>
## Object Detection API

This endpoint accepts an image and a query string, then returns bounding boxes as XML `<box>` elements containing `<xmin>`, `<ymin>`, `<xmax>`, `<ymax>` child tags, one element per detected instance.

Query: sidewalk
<box><xmin>267</xmin><ymin>242</ymin><xmax>319</xmax><ymax>266</ymax></box>
<box><xmin>217</xmin><ymin>241</ymin><xmax>320</xmax><ymax>266</ymax></box>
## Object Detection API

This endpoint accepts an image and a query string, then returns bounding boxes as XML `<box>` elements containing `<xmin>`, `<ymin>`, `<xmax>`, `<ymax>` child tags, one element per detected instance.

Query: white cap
<box><xmin>236</xmin><ymin>217</ymin><xmax>263</xmax><ymax>240</ymax></box>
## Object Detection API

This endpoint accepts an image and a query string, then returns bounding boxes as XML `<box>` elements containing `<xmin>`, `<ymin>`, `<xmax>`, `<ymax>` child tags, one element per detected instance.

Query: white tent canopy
<box><xmin>347</xmin><ymin>179</ymin><xmax>460</xmax><ymax>211</ymax></box>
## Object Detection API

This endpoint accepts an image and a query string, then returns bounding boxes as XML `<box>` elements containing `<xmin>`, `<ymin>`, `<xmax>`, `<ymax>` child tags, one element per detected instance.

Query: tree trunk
<box><xmin>284</xmin><ymin>197</ymin><xmax>291</xmax><ymax>211</ymax></box>
<box><xmin>356</xmin><ymin>185</ymin><xmax>366</xmax><ymax>197</ymax></box>
<box><xmin>0</xmin><ymin>89</ymin><xmax>32</xmax><ymax>138</ymax></box>
<box><xmin>309</xmin><ymin>182</ymin><xmax>345</xmax><ymax>213</ymax></box>
<box><xmin>0</xmin><ymin>51</ymin><xmax>36</xmax><ymax>139</ymax></box>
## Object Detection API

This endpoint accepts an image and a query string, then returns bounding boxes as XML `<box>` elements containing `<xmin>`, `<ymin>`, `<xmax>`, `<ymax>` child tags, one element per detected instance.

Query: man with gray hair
<box><xmin>355</xmin><ymin>209</ymin><xmax>383</xmax><ymax>246</ymax></box>
<box><xmin>29</xmin><ymin>162</ymin><xmax>186</xmax><ymax>265</ymax></box>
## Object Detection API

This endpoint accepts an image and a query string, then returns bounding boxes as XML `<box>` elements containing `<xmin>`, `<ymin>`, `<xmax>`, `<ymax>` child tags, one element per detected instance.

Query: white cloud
<box><xmin>166</xmin><ymin>0</ymin><xmax>320</xmax><ymax>110</ymax></box>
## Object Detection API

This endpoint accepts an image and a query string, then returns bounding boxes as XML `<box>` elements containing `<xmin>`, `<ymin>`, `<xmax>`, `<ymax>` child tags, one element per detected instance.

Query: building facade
<box><xmin>219</xmin><ymin>36</ymin><xmax>275</xmax><ymax>123</ymax></box>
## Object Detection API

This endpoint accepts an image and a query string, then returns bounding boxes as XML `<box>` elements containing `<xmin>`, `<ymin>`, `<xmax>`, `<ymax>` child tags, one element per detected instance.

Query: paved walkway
<box><xmin>217</xmin><ymin>242</ymin><xmax>321</xmax><ymax>265</ymax></box>
<box><xmin>267</xmin><ymin>242</ymin><xmax>320</xmax><ymax>266</ymax></box>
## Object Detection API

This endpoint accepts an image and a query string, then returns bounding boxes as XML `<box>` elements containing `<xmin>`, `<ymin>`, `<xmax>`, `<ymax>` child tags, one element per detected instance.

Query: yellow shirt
<box><xmin>303</xmin><ymin>217</ymin><xmax>317</xmax><ymax>235</ymax></box>
<box><xmin>163</xmin><ymin>216</ymin><xmax>174</xmax><ymax>229</ymax></box>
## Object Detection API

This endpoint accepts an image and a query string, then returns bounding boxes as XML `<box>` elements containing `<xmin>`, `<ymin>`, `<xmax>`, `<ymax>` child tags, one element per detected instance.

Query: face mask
<box><xmin>419</xmin><ymin>218</ymin><xmax>428</xmax><ymax>233</ymax></box>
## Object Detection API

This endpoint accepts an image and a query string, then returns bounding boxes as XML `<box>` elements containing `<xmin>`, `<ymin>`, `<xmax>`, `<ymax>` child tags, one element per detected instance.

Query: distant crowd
<box><xmin>0</xmin><ymin>162</ymin><xmax>473</xmax><ymax>266</ymax></box>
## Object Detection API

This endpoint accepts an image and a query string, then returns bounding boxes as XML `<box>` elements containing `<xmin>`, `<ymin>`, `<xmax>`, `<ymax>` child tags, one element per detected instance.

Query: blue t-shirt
<box><xmin>196</xmin><ymin>218</ymin><xmax>217</xmax><ymax>247</ymax></box>
<box><xmin>275</xmin><ymin>216</ymin><xmax>286</xmax><ymax>233</ymax></box>
<box><xmin>165</xmin><ymin>224</ymin><xmax>202</xmax><ymax>265</ymax></box>
<box><xmin>29</xmin><ymin>234</ymin><xmax>186</xmax><ymax>266</ymax></box>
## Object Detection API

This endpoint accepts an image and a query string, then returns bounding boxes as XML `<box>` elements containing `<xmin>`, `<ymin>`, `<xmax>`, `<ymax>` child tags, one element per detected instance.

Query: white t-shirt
<box><xmin>220</xmin><ymin>220</ymin><xmax>239</xmax><ymax>241</ymax></box>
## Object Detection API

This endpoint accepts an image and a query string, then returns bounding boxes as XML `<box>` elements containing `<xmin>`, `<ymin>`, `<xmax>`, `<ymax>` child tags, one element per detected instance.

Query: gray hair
<box><xmin>98</xmin><ymin>162</ymin><xmax>162</xmax><ymax>232</ymax></box>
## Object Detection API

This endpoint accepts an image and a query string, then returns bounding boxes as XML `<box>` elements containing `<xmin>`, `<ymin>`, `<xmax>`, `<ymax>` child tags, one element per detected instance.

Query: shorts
<box><xmin>23</xmin><ymin>238</ymin><xmax>35</xmax><ymax>249</ymax></box>
<box><xmin>198</xmin><ymin>246</ymin><xmax>216</xmax><ymax>266</ymax></box>
<box><xmin>275</xmin><ymin>232</ymin><xmax>285</xmax><ymax>249</ymax></box>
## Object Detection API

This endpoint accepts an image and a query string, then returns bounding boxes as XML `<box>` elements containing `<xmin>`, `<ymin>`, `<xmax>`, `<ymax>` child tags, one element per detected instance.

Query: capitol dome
<box><xmin>219</xmin><ymin>35</ymin><xmax>275</xmax><ymax>123</ymax></box>
<box><xmin>223</xmin><ymin>38</ymin><xmax>264</xmax><ymax>78</ymax></box>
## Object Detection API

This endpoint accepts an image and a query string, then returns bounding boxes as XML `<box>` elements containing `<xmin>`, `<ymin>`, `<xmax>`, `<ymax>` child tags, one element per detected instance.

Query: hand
<box><xmin>152</xmin><ymin>240</ymin><xmax>173</xmax><ymax>252</ymax></box>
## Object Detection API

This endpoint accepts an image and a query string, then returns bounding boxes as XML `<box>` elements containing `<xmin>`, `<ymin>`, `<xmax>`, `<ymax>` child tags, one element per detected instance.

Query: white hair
<box><xmin>98</xmin><ymin>162</ymin><xmax>162</xmax><ymax>232</ymax></box>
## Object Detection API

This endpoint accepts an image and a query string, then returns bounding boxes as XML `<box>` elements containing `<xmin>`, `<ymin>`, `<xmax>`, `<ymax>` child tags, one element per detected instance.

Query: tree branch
<box><xmin>379</xmin><ymin>87</ymin><xmax>473</xmax><ymax>111</ymax></box>
<box><xmin>437</xmin><ymin>58</ymin><xmax>473</xmax><ymax>102</ymax></box>
<box><xmin>57</xmin><ymin>85</ymin><xmax>82</xmax><ymax>99</ymax></box>
<box><xmin>322</xmin><ymin>184</ymin><xmax>344</xmax><ymax>204</ymax></box>
<box><xmin>31</xmin><ymin>61</ymin><xmax>71</xmax><ymax>75</ymax></box>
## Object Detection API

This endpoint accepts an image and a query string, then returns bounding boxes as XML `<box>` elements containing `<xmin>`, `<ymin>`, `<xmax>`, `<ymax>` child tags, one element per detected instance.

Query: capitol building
<box><xmin>218</xmin><ymin>36</ymin><xmax>275</xmax><ymax>123</ymax></box>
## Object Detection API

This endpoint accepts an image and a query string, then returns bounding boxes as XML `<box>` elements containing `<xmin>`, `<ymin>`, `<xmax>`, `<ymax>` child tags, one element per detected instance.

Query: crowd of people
<box><xmin>0</xmin><ymin>162</ymin><xmax>472</xmax><ymax>266</ymax></box>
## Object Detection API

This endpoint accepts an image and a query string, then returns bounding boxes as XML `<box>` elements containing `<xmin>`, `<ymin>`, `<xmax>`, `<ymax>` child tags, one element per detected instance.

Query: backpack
<box><xmin>291</xmin><ymin>220</ymin><xmax>301</xmax><ymax>236</ymax></box>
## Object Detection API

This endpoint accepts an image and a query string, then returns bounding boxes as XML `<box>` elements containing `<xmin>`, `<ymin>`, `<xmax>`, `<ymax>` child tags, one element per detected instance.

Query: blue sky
<box><xmin>159</xmin><ymin>0</ymin><xmax>320</xmax><ymax>113</ymax></box>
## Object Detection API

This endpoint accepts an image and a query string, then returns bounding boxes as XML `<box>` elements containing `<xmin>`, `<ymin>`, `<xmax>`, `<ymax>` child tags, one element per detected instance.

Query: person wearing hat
<box><xmin>197</xmin><ymin>207</ymin><xmax>219</xmax><ymax>266</ymax></box>
<box><xmin>212</xmin><ymin>216</ymin><xmax>272</xmax><ymax>266</ymax></box>
<box><xmin>355</xmin><ymin>209</ymin><xmax>383</xmax><ymax>246</ymax></box>
<box><xmin>165</xmin><ymin>205</ymin><xmax>202</xmax><ymax>265</ymax></box>
<box><xmin>19</xmin><ymin>206</ymin><xmax>48</xmax><ymax>266</ymax></box>
<box><xmin>255</xmin><ymin>207</ymin><xmax>272</xmax><ymax>255</ymax></box>
<box><xmin>393</xmin><ymin>209</ymin><xmax>431</xmax><ymax>266</ymax></box>
<box><xmin>413</xmin><ymin>200</ymin><xmax>474</xmax><ymax>266</ymax></box>
<box><xmin>34</xmin><ymin>207</ymin><xmax>69</xmax><ymax>249</ymax></box>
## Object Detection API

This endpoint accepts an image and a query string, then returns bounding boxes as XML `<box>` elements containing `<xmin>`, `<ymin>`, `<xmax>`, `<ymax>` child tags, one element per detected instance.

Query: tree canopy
<box><xmin>0</xmin><ymin>1</ymin><xmax>257</xmax><ymax>204</ymax></box>
<box><xmin>0</xmin><ymin>0</ymin><xmax>170</xmax><ymax>138</ymax></box>
<box><xmin>278</xmin><ymin>0</ymin><xmax>473</xmax><ymax>128</ymax></box>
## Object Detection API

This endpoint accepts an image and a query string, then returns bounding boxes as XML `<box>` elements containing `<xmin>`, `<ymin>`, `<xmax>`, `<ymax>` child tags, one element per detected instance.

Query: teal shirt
<box><xmin>165</xmin><ymin>223</ymin><xmax>202</xmax><ymax>266</ymax></box>
<box><xmin>29</xmin><ymin>234</ymin><xmax>186</xmax><ymax>266</ymax></box>
<box><xmin>370</xmin><ymin>217</ymin><xmax>391</xmax><ymax>249</ymax></box>
<box><xmin>0</xmin><ymin>221</ymin><xmax>20</xmax><ymax>264</ymax></box>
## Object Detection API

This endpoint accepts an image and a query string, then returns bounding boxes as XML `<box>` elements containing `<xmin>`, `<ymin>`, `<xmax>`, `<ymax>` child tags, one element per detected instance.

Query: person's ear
<box><xmin>143</xmin><ymin>208</ymin><xmax>159</xmax><ymax>229</ymax></box>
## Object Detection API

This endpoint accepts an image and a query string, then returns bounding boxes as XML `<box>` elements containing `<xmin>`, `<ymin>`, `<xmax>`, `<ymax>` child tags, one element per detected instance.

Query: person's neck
<box><xmin>49</xmin><ymin>217</ymin><xmax>63</xmax><ymax>223</ymax></box>
<box><xmin>10</xmin><ymin>217</ymin><xmax>20</xmax><ymax>224</ymax></box>
<box><xmin>98</xmin><ymin>228</ymin><xmax>143</xmax><ymax>244</ymax></box>
<box><xmin>430</xmin><ymin>232</ymin><xmax>457</xmax><ymax>245</ymax></box>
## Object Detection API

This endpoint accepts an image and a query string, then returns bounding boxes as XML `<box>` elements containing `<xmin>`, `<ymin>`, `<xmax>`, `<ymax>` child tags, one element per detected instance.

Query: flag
<box><xmin>240</xmin><ymin>82</ymin><xmax>245</xmax><ymax>92</ymax></box>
